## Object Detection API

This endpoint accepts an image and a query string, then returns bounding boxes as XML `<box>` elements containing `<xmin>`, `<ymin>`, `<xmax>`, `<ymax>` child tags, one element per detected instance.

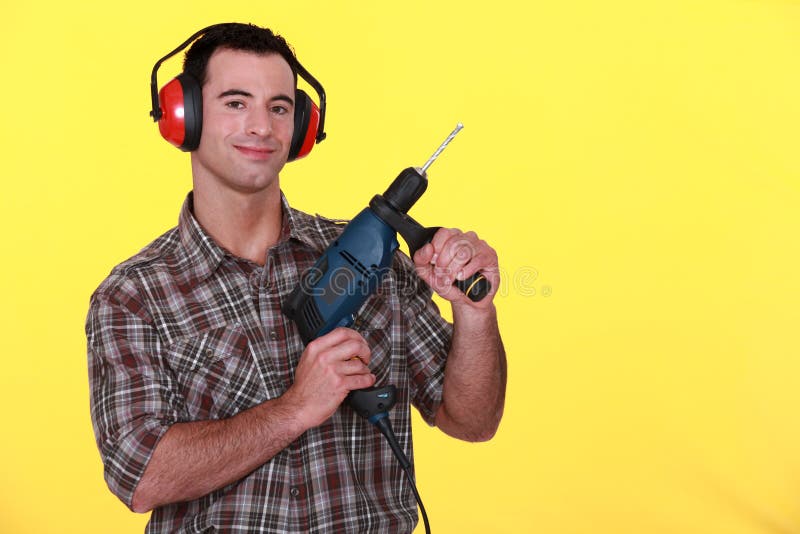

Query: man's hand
<box><xmin>284</xmin><ymin>327</ymin><xmax>376</xmax><ymax>429</ymax></box>
<box><xmin>412</xmin><ymin>228</ymin><xmax>500</xmax><ymax>310</ymax></box>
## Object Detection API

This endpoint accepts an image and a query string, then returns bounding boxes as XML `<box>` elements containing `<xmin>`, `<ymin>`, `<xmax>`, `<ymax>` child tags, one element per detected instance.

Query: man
<box><xmin>87</xmin><ymin>23</ymin><xmax>506</xmax><ymax>532</ymax></box>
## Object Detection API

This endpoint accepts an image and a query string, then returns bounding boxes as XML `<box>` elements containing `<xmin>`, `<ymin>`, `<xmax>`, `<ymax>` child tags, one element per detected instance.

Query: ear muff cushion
<box><xmin>295</xmin><ymin>99</ymin><xmax>320</xmax><ymax>161</ymax></box>
<box><xmin>176</xmin><ymin>73</ymin><xmax>203</xmax><ymax>151</ymax></box>
<box><xmin>157</xmin><ymin>73</ymin><xmax>203</xmax><ymax>151</ymax></box>
<box><xmin>289</xmin><ymin>89</ymin><xmax>319</xmax><ymax>161</ymax></box>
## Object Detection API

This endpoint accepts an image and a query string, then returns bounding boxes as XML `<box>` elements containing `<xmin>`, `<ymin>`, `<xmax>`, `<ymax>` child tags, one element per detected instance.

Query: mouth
<box><xmin>234</xmin><ymin>145</ymin><xmax>277</xmax><ymax>160</ymax></box>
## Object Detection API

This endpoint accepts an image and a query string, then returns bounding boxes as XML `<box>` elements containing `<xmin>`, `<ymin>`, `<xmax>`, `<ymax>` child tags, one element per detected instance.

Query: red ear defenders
<box><xmin>149</xmin><ymin>24</ymin><xmax>327</xmax><ymax>160</ymax></box>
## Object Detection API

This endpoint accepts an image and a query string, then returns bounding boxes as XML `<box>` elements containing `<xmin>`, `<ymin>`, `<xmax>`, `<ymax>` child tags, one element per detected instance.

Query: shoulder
<box><xmin>288</xmin><ymin>205</ymin><xmax>349</xmax><ymax>252</ymax></box>
<box><xmin>90</xmin><ymin>226</ymin><xmax>181</xmax><ymax>309</ymax></box>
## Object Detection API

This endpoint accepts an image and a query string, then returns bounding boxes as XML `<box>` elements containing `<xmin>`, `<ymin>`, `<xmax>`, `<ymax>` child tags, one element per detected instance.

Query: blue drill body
<box><xmin>293</xmin><ymin>207</ymin><xmax>399</xmax><ymax>342</ymax></box>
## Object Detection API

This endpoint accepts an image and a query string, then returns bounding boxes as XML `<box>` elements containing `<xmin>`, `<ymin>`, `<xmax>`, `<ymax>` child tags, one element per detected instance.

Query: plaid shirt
<box><xmin>87</xmin><ymin>193</ymin><xmax>452</xmax><ymax>533</ymax></box>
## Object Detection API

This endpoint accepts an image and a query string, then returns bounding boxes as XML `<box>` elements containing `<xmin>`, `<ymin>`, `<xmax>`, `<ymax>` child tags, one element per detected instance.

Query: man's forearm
<box><xmin>131</xmin><ymin>395</ymin><xmax>306</xmax><ymax>513</ymax></box>
<box><xmin>129</xmin><ymin>327</ymin><xmax>375</xmax><ymax>513</ymax></box>
<box><xmin>435</xmin><ymin>303</ymin><xmax>507</xmax><ymax>442</ymax></box>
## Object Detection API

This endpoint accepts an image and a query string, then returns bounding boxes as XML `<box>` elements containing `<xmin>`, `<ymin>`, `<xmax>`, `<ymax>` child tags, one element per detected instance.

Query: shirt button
<box><xmin>269</xmin><ymin>330</ymin><xmax>278</xmax><ymax>341</ymax></box>
<box><xmin>290</xmin><ymin>487</ymin><xmax>300</xmax><ymax>498</ymax></box>
<box><xmin>249</xmin><ymin>271</ymin><xmax>261</xmax><ymax>290</ymax></box>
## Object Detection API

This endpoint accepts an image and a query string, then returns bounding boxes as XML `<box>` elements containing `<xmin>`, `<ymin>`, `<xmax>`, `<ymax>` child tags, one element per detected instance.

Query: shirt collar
<box><xmin>177</xmin><ymin>193</ymin><xmax>227</xmax><ymax>284</ymax></box>
<box><xmin>177</xmin><ymin>191</ymin><xmax>329</xmax><ymax>283</ymax></box>
<box><xmin>283</xmin><ymin>193</ymin><xmax>336</xmax><ymax>254</ymax></box>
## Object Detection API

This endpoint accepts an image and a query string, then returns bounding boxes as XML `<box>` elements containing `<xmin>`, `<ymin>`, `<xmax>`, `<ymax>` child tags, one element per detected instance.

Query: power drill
<box><xmin>282</xmin><ymin>124</ymin><xmax>489</xmax><ymax>534</ymax></box>
<box><xmin>282</xmin><ymin>123</ymin><xmax>489</xmax><ymax>344</ymax></box>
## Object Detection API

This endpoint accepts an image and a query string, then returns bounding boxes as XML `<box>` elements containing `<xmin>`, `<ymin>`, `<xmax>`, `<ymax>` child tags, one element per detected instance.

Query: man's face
<box><xmin>192</xmin><ymin>48</ymin><xmax>295</xmax><ymax>196</ymax></box>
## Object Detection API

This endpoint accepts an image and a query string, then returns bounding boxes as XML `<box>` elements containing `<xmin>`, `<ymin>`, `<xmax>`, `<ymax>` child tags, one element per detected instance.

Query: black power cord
<box><xmin>348</xmin><ymin>386</ymin><xmax>432</xmax><ymax>534</ymax></box>
<box><xmin>374</xmin><ymin>417</ymin><xmax>431</xmax><ymax>534</ymax></box>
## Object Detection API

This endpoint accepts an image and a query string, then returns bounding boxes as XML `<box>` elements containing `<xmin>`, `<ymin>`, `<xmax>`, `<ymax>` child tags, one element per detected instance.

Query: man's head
<box><xmin>150</xmin><ymin>23</ymin><xmax>326</xmax><ymax>203</ymax></box>
<box><xmin>183</xmin><ymin>23</ymin><xmax>298</xmax><ymax>87</ymax></box>
<box><xmin>153</xmin><ymin>23</ymin><xmax>325</xmax><ymax>158</ymax></box>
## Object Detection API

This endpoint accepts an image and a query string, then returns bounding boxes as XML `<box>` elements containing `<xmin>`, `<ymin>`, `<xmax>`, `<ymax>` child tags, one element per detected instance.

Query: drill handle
<box><xmin>403</xmin><ymin>224</ymin><xmax>490</xmax><ymax>302</ymax></box>
<box><xmin>369</xmin><ymin>196</ymin><xmax>491</xmax><ymax>302</ymax></box>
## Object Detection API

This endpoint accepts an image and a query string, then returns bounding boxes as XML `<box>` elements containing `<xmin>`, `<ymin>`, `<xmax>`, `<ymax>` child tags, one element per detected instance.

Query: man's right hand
<box><xmin>284</xmin><ymin>327</ymin><xmax>376</xmax><ymax>429</ymax></box>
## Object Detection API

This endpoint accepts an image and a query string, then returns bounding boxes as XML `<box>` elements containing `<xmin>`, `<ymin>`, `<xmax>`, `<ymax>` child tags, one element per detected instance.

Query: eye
<box><xmin>271</xmin><ymin>105</ymin><xmax>290</xmax><ymax>115</ymax></box>
<box><xmin>225</xmin><ymin>101</ymin><xmax>245</xmax><ymax>110</ymax></box>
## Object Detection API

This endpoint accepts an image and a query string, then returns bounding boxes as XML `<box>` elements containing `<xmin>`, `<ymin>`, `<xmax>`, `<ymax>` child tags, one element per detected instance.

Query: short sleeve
<box><xmin>393</xmin><ymin>253</ymin><xmax>453</xmax><ymax>426</ymax></box>
<box><xmin>86</xmin><ymin>280</ymin><xmax>183</xmax><ymax>509</ymax></box>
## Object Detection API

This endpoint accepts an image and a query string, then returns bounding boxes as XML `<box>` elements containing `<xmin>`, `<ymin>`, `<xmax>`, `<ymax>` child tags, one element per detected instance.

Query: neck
<box><xmin>191</xmin><ymin>180</ymin><xmax>283</xmax><ymax>266</ymax></box>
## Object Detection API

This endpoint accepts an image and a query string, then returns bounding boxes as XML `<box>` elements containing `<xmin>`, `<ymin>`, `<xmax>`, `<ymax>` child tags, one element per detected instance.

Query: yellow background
<box><xmin>2</xmin><ymin>1</ymin><xmax>799</xmax><ymax>532</ymax></box>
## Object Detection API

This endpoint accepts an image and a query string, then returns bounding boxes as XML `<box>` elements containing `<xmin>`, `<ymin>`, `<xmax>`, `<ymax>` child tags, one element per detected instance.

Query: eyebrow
<box><xmin>218</xmin><ymin>89</ymin><xmax>295</xmax><ymax>106</ymax></box>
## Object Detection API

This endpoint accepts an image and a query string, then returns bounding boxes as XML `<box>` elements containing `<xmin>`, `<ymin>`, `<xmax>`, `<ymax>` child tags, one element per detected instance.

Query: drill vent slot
<box><xmin>339</xmin><ymin>251</ymin><xmax>370</xmax><ymax>278</ymax></box>
<box><xmin>302</xmin><ymin>300</ymin><xmax>323</xmax><ymax>331</ymax></box>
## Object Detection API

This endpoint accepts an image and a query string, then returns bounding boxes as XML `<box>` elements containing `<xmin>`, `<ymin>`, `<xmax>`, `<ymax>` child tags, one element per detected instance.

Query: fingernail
<box><xmin>430</xmin><ymin>253</ymin><xmax>438</xmax><ymax>264</ymax></box>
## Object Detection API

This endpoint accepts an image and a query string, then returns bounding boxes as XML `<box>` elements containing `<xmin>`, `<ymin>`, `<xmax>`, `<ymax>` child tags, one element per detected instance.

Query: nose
<box><xmin>245</xmin><ymin>105</ymin><xmax>272</xmax><ymax>138</ymax></box>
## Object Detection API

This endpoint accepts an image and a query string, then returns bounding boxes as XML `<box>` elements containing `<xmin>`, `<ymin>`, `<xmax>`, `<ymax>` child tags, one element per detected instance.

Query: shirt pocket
<box><xmin>166</xmin><ymin>324</ymin><xmax>265</xmax><ymax>420</ymax></box>
<box><xmin>352</xmin><ymin>292</ymin><xmax>393</xmax><ymax>384</ymax></box>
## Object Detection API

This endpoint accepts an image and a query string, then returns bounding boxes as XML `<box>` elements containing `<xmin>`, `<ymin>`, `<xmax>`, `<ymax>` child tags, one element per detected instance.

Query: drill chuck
<box><xmin>381</xmin><ymin>167</ymin><xmax>428</xmax><ymax>214</ymax></box>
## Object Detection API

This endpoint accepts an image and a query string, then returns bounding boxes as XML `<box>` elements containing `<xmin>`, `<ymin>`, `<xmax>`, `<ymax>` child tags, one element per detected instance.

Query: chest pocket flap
<box><xmin>167</xmin><ymin>324</ymin><xmax>265</xmax><ymax>420</ymax></box>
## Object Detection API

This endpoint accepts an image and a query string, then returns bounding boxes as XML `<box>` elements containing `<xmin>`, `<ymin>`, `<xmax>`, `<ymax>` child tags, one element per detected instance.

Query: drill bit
<box><xmin>420</xmin><ymin>123</ymin><xmax>463</xmax><ymax>174</ymax></box>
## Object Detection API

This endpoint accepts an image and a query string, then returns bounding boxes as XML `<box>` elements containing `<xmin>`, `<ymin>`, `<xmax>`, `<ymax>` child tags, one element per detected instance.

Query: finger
<box><xmin>413</xmin><ymin>249</ymin><xmax>438</xmax><ymax>289</ymax></box>
<box><xmin>442</xmin><ymin>240</ymin><xmax>481</xmax><ymax>285</ymax></box>
<box><xmin>318</xmin><ymin>338</ymin><xmax>372</xmax><ymax>366</ymax></box>
<box><xmin>432</xmin><ymin>234</ymin><xmax>480</xmax><ymax>288</ymax></box>
<box><xmin>305</xmin><ymin>328</ymin><xmax>349</xmax><ymax>355</ymax></box>
<box><xmin>453</xmin><ymin>245</ymin><xmax>498</xmax><ymax>281</ymax></box>
<box><xmin>436</xmin><ymin>231</ymin><xmax>478</xmax><ymax>267</ymax></box>
<box><xmin>429</xmin><ymin>228</ymin><xmax>460</xmax><ymax>263</ymax></box>
<box><xmin>413</xmin><ymin>243</ymin><xmax>435</xmax><ymax>267</ymax></box>
<box><xmin>338</xmin><ymin>357</ymin><xmax>373</xmax><ymax>376</ymax></box>
<box><xmin>306</xmin><ymin>327</ymin><xmax>366</xmax><ymax>355</ymax></box>
<box><xmin>343</xmin><ymin>373</ymin><xmax>377</xmax><ymax>392</ymax></box>
<box><xmin>348</xmin><ymin>355</ymin><xmax>367</xmax><ymax>366</ymax></box>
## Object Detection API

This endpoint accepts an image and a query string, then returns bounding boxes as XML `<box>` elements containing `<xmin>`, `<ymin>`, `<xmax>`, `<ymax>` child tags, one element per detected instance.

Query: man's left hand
<box><xmin>412</xmin><ymin>228</ymin><xmax>500</xmax><ymax>310</ymax></box>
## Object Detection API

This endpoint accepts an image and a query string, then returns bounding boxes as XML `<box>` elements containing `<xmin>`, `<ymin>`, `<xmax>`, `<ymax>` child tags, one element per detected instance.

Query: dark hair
<box><xmin>183</xmin><ymin>23</ymin><xmax>298</xmax><ymax>85</ymax></box>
